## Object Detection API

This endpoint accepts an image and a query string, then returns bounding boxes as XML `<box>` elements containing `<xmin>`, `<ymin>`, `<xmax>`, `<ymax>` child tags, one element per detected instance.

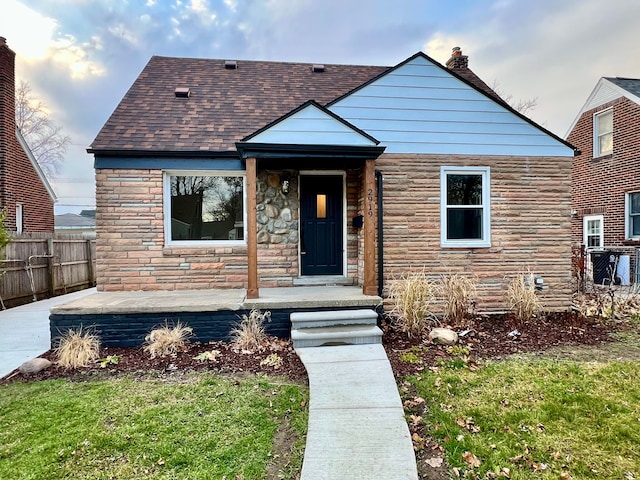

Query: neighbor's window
<box><xmin>164</xmin><ymin>172</ymin><xmax>245</xmax><ymax>244</ymax></box>
<box><xmin>440</xmin><ymin>166</ymin><xmax>490</xmax><ymax>248</ymax></box>
<box><xmin>594</xmin><ymin>109</ymin><xmax>613</xmax><ymax>157</ymax></box>
<box><xmin>15</xmin><ymin>203</ymin><xmax>23</xmax><ymax>234</ymax></box>
<box><xmin>583</xmin><ymin>215</ymin><xmax>603</xmax><ymax>250</ymax></box>
<box><xmin>627</xmin><ymin>191</ymin><xmax>640</xmax><ymax>239</ymax></box>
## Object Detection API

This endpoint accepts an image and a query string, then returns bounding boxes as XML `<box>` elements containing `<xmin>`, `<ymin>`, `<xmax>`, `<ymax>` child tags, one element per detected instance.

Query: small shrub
<box><xmin>399</xmin><ymin>351</ymin><xmax>421</xmax><ymax>364</ymax></box>
<box><xmin>144</xmin><ymin>322</ymin><xmax>193</xmax><ymax>359</ymax></box>
<box><xmin>97</xmin><ymin>355</ymin><xmax>120</xmax><ymax>368</ymax></box>
<box><xmin>193</xmin><ymin>350</ymin><xmax>221</xmax><ymax>362</ymax></box>
<box><xmin>55</xmin><ymin>327</ymin><xmax>101</xmax><ymax>369</ymax></box>
<box><xmin>506</xmin><ymin>270</ymin><xmax>542</xmax><ymax>323</ymax></box>
<box><xmin>388</xmin><ymin>270</ymin><xmax>440</xmax><ymax>338</ymax></box>
<box><xmin>441</xmin><ymin>273</ymin><xmax>477</xmax><ymax>326</ymax></box>
<box><xmin>260</xmin><ymin>353</ymin><xmax>283</xmax><ymax>369</ymax></box>
<box><xmin>231</xmin><ymin>309</ymin><xmax>271</xmax><ymax>351</ymax></box>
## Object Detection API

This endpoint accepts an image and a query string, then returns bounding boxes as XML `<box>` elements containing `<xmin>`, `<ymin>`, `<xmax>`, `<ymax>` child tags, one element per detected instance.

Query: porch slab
<box><xmin>49</xmin><ymin>286</ymin><xmax>382</xmax><ymax>347</ymax></box>
<box><xmin>50</xmin><ymin>286</ymin><xmax>381</xmax><ymax>315</ymax></box>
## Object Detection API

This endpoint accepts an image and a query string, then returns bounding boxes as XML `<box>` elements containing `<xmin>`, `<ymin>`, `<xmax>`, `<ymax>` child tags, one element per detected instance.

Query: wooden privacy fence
<box><xmin>0</xmin><ymin>233</ymin><xmax>96</xmax><ymax>308</ymax></box>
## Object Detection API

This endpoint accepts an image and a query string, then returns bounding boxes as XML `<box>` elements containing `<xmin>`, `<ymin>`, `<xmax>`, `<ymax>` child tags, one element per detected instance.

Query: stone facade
<box><xmin>376</xmin><ymin>154</ymin><xmax>573</xmax><ymax>312</ymax></box>
<box><xmin>96</xmin><ymin>168</ymin><xmax>366</xmax><ymax>291</ymax></box>
<box><xmin>96</xmin><ymin>154</ymin><xmax>573</xmax><ymax>312</ymax></box>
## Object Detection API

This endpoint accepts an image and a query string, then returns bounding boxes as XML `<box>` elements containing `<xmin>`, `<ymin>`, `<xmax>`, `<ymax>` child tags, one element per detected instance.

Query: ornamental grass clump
<box><xmin>506</xmin><ymin>270</ymin><xmax>542</xmax><ymax>324</ymax></box>
<box><xmin>143</xmin><ymin>322</ymin><xmax>193</xmax><ymax>359</ymax></box>
<box><xmin>441</xmin><ymin>273</ymin><xmax>478</xmax><ymax>326</ymax></box>
<box><xmin>231</xmin><ymin>309</ymin><xmax>271</xmax><ymax>351</ymax></box>
<box><xmin>54</xmin><ymin>327</ymin><xmax>101</xmax><ymax>369</ymax></box>
<box><xmin>388</xmin><ymin>270</ymin><xmax>440</xmax><ymax>338</ymax></box>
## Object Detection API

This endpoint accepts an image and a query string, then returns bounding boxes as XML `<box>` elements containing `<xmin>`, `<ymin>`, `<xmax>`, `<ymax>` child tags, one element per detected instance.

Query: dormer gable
<box><xmin>242</xmin><ymin>100</ymin><xmax>379</xmax><ymax>147</ymax></box>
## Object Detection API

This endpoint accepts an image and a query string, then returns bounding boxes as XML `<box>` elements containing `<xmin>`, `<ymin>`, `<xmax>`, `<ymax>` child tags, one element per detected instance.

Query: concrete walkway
<box><xmin>0</xmin><ymin>288</ymin><xmax>97</xmax><ymax>378</ymax></box>
<box><xmin>297</xmin><ymin>344</ymin><xmax>418</xmax><ymax>480</ymax></box>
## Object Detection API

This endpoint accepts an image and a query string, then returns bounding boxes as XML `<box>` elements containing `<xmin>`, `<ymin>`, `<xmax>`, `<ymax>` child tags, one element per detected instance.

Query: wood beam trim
<box><xmin>246</xmin><ymin>157</ymin><xmax>259</xmax><ymax>299</ymax></box>
<box><xmin>363</xmin><ymin>158</ymin><xmax>377</xmax><ymax>296</ymax></box>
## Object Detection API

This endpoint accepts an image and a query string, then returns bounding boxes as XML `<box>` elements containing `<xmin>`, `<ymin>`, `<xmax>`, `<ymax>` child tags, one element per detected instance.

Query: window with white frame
<box><xmin>163</xmin><ymin>172</ymin><xmax>246</xmax><ymax>244</ymax></box>
<box><xmin>15</xmin><ymin>203</ymin><xmax>23</xmax><ymax>234</ymax></box>
<box><xmin>440</xmin><ymin>166</ymin><xmax>491</xmax><ymax>248</ymax></box>
<box><xmin>626</xmin><ymin>191</ymin><xmax>640</xmax><ymax>239</ymax></box>
<box><xmin>594</xmin><ymin>109</ymin><xmax>613</xmax><ymax>157</ymax></box>
<box><xmin>583</xmin><ymin>215</ymin><xmax>603</xmax><ymax>250</ymax></box>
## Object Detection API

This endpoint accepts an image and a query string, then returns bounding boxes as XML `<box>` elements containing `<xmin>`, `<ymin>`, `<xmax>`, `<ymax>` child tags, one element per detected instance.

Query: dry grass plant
<box><xmin>506</xmin><ymin>270</ymin><xmax>542</xmax><ymax>324</ymax></box>
<box><xmin>231</xmin><ymin>309</ymin><xmax>271</xmax><ymax>351</ymax></box>
<box><xmin>388</xmin><ymin>270</ymin><xmax>440</xmax><ymax>338</ymax></box>
<box><xmin>54</xmin><ymin>327</ymin><xmax>101</xmax><ymax>369</ymax></box>
<box><xmin>441</xmin><ymin>273</ymin><xmax>478</xmax><ymax>326</ymax></box>
<box><xmin>143</xmin><ymin>322</ymin><xmax>193</xmax><ymax>359</ymax></box>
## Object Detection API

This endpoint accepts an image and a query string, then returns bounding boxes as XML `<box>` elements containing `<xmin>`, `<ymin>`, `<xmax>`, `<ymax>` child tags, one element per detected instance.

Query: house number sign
<box><xmin>367</xmin><ymin>189</ymin><xmax>373</xmax><ymax>217</ymax></box>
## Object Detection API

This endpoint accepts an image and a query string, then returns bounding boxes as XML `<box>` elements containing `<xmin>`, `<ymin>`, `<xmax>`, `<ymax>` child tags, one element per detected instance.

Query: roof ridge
<box><xmin>150</xmin><ymin>54</ymin><xmax>390</xmax><ymax>68</ymax></box>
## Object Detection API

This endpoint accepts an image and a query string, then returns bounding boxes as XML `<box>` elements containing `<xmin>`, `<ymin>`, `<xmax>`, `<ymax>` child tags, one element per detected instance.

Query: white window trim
<box><xmin>440</xmin><ymin>166</ymin><xmax>491</xmax><ymax>248</ymax></box>
<box><xmin>163</xmin><ymin>170</ymin><xmax>247</xmax><ymax>247</ymax></box>
<box><xmin>583</xmin><ymin>214</ymin><xmax>604</xmax><ymax>250</ymax></box>
<box><xmin>15</xmin><ymin>203</ymin><xmax>23</xmax><ymax>234</ymax></box>
<box><xmin>593</xmin><ymin>108</ymin><xmax>613</xmax><ymax>157</ymax></box>
<box><xmin>625</xmin><ymin>191</ymin><xmax>640</xmax><ymax>240</ymax></box>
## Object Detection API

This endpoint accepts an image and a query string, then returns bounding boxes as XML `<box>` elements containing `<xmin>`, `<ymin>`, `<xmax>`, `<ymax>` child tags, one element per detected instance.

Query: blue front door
<box><xmin>300</xmin><ymin>175</ymin><xmax>343</xmax><ymax>276</ymax></box>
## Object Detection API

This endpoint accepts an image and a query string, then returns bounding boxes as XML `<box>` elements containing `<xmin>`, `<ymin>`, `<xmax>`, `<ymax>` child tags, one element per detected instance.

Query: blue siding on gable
<box><xmin>329</xmin><ymin>56</ymin><xmax>574</xmax><ymax>157</ymax></box>
<box><xmin>248</xmin><ymin>104</ymin><xmax>377</xmax><ymax>146</ymax></box>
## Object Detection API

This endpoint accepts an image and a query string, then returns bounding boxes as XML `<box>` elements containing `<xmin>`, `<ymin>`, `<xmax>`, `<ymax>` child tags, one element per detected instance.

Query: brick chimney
<box><xmin>0</xmin><ymin>36</ymin><xmax>16</xmax><ymax>219</ymax></box>
<box><xmin>446</xmin><ymin>46</ymin><xmax>468</xmax><ymax>70</ymax></box>
<box><xmin>0</xmin><ymin>36</ymin><xmax>16</xmax><ymax>152</ymax></box>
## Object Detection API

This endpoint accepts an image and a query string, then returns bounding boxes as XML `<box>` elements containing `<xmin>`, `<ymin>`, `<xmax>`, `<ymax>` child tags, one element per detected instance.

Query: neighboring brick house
<box><xmin>567</xmin><ymin>77</ymin><xmax>640</xmax><ymax>285</ymax></box>
<box><xmin>89</xmin><ymin>48</ymin><xmax>577</xmax><ymax>312</ymax></box>
<box><xmin>0</xmin><ymin>37</ymin><xmax>56</xmax><ymax>233</ymax></box>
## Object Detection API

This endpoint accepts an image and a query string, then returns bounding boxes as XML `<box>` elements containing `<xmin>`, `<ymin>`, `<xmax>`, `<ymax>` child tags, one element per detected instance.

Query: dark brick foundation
<box><xmin>50</xmin><ymin>306</ymin><xmax>382</xmax><ymax>347</ymax></box>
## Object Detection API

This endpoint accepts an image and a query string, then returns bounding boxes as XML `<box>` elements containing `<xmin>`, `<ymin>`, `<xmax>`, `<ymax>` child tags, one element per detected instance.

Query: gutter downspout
<box><xmin>375</xmin><ymin>170</ymin><xmax>384</xmax><ymax>297</ymax></box>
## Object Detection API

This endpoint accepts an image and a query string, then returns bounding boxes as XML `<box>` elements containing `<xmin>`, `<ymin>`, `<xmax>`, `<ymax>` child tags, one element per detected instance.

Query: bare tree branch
<box><xmin>15</xmin><ymin>81</ymin><xmax>70</xmax><ymax>178</ymax></box>
<box><xmin>490</xmin><ymin>80</ymin><xmax>538</xmax><ymax>116</ymax></box>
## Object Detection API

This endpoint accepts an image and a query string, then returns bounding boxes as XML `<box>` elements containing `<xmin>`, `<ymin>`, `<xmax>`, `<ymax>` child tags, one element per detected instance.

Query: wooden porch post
<box><xmin>363</xmin><ymin>158</ymin><xmax>377</xmax><ymax>296</ymax></box>
<box><xmin>246</xmin><ymin>157</ymin><xmax>259</xmax><ymax>299</ymax></box>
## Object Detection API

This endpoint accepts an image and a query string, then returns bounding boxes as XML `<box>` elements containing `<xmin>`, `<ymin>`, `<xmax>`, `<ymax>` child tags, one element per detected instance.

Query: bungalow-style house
<box><xmin>0</xmin><ymin>37</ymin><xmax>56</xmax><ymax>233</ymax></box>
<box><xmin>88</xmin><ymin>47</ymin><xmax>577</xmax><ymax>314</ymax></box>
<box><xmin>567</xmin><ymin>77</ymin><xmax>640</xmax><ymax>285</ymax></box>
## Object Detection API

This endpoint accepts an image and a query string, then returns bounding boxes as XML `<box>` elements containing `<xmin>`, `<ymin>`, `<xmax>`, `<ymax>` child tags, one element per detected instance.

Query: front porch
<box><xmin>49</xmin><ymin>286</ymin><xmax>382</xmax><ymax>347</ymax></box>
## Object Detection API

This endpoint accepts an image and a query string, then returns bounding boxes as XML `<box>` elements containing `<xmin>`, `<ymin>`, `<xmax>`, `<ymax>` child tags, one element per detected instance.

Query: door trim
<box><xmin>298</xmin><ymin>170</ymin><xmax>347</xmax><ymax>277</ymax></box>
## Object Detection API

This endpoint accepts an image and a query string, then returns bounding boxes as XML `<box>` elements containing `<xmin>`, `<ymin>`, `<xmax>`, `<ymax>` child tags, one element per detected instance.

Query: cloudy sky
<box><xmin>2</xmin><ymin>0</ymin><xmax>639</xmax><ymax>214</ymax></box>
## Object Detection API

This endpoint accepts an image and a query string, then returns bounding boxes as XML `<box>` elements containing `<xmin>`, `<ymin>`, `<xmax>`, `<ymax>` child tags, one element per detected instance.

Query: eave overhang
<box><xmin>235</xmin><ymin>142</ymin><xmax>386</xmax><ymax>161</ymax></box>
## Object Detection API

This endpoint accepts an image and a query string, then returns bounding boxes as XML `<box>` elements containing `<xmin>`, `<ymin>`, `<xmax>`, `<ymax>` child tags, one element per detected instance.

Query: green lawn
<box><xmin>409</xmin><ymin>343</ymin><xmax>640</xmax><ymax>479</ymax></box>
<box><xmin>0</xmin><ymin>374</ymin><xmax>308</xmax><ymax>479</ymax></box>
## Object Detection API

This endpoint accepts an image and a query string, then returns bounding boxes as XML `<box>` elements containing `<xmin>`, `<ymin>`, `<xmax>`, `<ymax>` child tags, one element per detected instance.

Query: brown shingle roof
<box><xmin>89</xmin><ymin>56</ymin><xmax>390</xmax><ymax>154</ymax></box>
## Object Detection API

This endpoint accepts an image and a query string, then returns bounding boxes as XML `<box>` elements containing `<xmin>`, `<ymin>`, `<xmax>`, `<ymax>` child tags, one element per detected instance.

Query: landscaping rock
<box><xmin>428</xmin><ymin>328</ymin><xmax>458</xmax><ymax>345</ymax></box>
<box><xmin>18</xmin><ymin>358</ymin><xmax>52</xmax><ymax>374</ymax></box>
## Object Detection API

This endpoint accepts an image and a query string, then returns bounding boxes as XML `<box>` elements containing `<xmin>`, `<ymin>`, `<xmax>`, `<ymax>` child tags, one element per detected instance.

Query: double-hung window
<box><xmin>626</xmin><ymin>192</ymin><xmax>640</xmax><ymax>239</ymax></box>
<box><xmin>583</xmin><ymin>215</ymin><xmax>603</xmax><ymax>250</ymax></box>
<box><xmin>594</xmin><ymin>109</ymin><xmax>613</xmax><ymax>157</ymax></box>
<box><xmin>440</xmin><ymin>166</ymin><xmax>490</xmax><ymax>248</ymax></box>
<box><xmin>163</xmin><ymin>171</ymin><xmax>246</xmax><ymax>245</ymax></box>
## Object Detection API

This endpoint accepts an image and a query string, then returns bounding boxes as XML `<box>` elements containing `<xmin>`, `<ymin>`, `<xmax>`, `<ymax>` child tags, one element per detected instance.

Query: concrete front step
<box><xmin>291</xmin><ymin>324</ymin><xmax>383</xmax><ymax>348</ymax></box>
<box><xmin>290</xmin><ymin>309</ymin><xmax>378</xmax><ymax>329</ymax></box>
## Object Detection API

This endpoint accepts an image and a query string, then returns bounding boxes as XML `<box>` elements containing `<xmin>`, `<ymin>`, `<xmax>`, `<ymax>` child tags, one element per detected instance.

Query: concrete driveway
<box><xmin>0</xmin><ymin>288</ymin><xmax>96</xmax><ymax>378</ymax></box>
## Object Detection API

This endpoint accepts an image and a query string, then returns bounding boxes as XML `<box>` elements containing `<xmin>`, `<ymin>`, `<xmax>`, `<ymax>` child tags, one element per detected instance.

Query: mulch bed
<box><xmin>1</xmin><ymin>338</ymin><xmax>308</xmax><ymax>385</ymax></box>
<box><xmin>2</xmin><ymin>310</ymin><xmax>617</xmax><ymax>386</ymax></box>
<box><xmin>383</xmin><ymin>310</ymin><xmax>616</xmax><ymax>379</ymax></box>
